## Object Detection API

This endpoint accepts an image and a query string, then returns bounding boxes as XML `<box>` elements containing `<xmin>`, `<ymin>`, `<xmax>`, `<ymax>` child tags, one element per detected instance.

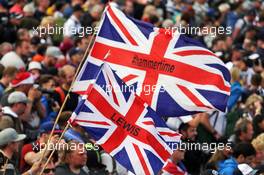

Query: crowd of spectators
<box><xmin>0</xmin><ymin>0</ymin><xmax>263</xmax><ymax>174</ymax></box>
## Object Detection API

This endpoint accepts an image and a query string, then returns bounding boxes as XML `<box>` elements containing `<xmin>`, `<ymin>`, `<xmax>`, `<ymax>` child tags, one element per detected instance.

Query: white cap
<box><xmin>46</xmin><ymin>46</ymin><xmax>64</xmax><ymax>59</ymax></box>
<box><xmin>238</xmin><ymin>164</ymin><xmax>258</xmax><ymax>175</ymax></box>
<box><xmin>28</xmin><ymin>61</ymin><xmax>42</xmax><ymax>71</ymax></box>
<box><xmin>8</xmin><ymin>91</ymin><xmax>29</xmax><ymax>104</ymax></box>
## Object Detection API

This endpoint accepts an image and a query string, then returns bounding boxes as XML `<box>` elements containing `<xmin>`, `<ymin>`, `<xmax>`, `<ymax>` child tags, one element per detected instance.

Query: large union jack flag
<box><xmin>69</xmin><ymin>63</ymin><xmax>181</xmax><ymax>174</ymax></box>
<box><xmin>72</xmin><ymin>3</ymin><xmax>231</xmax><ymax>117</ymax></box>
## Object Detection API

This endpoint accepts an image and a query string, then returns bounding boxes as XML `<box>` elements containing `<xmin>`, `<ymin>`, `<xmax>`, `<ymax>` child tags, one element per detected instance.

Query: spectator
<box><xmin>229</xmin><ymin>118</ymin><xmax>254</xmax><ymax>144</ymax></box>
<box><xmin>232</xmin><ymin>10</ymin><xmax>256</xmax><ymax>44</ymax></box>
<box><xmin>0</xmin><ymin>128</ymin><xmax>40</xmax><ymax>175</ymax></box>
<box><xmin>0</xmin><ymin>91</ymin><xmax>29</xmax><ymax>133</ymax></box>
<box><xmin>74</xmin><ymin>36</ymin><xmax>90</xmax><ymax>52</ymax></box>
<box><xmin>252</xmin><ymin>115</ymin><xmax>264</xmax><ymax>138</ymax></box>
<box><xmin>68</xmin><ymin>47</ymin><xmax>84</xmax><ymax>68</ymax></box>
<box><xmin>227</xmin><ymin>67</ymin><xmax>243</xmax><ymax>111</ymax></box>
<box><xmin>179</xmin><ymin>122</ymin><xmax>207</xmax><ymax>175</ymax></box>
<box><xmin>20</xmin><ymin>121</ymin><xmax>61</xmax><ymax>173</ymax></box>
<box><xmin>28</xmin><ymin>61</ymin><xmax>42</xmax><ymax>82</ymax></box>
<box><xmin>63</xmin><ymin>4</ymin><xmax>84</xmax><ymax>38</ymax></box>
<box><xmin>0</xmin><ymin>42</ymin><xmax>13</xmax><ymax>58</ymax></box>
<box><xmin>54</xmin><ymin>65</ymin><xmax>78</xmax><ymax>111</ymax></box>
<box><xmin>0</xmin><ymin>40</ymin><xmax>31</xmax><ymax>69</ymax></box>
<box><xmin>0</xmin><ymin>128</ymin><xmax>26</xmax><ymax>174</ymax></box>
<box><xmin>17</xmin><ymin>28</ymin><xmax>31</xmax><ymax>42</ymax></box>
<box><xmin>1</xmin><ymin>71</ymin><xmax>34</xmax><ymax>106</ymax></box>
<box><xmin>38</xmin><ymin>74</ymin><xmax>59</xmax><ymax>123</ymax></box>
<box><xmin>55</xmin><ymin>140</ymin><xmax>89</xmax><ymax>175</ymax></box>
<box><xmin>0</xmin><ymin>67</ymin><xmax>18</xmax><ymax>100</ymax></box>
<box><xmin>243</xmin><ymin>94</ymin><xmax>263</xmax><ymax>120</ymax></box>
<box><xmin>34</xmin><ymin>0</ymin><xmax>50</xmax><ymax>21</ymax></box>
<box><xmin>218</xmin><ymin>142</ymin><xmax>256</xmax><ymax>175</ymax></box>
<box><xmin>206</xmin><ymin>140</ymin><xmax>233</xmax><ymax>170</ymax></box>
<box><xmin>251</xmin><ymin>133</ymin><xmax>264</xmax><ymax>167</ymax></box>
<box><xmin>42</xmin><ymin>46</ymin><xmax>64</xmax><ymax>75</ymax></box>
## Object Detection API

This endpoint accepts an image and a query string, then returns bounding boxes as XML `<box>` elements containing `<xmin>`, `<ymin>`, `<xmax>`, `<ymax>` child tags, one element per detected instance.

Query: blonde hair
<box><xmin>245</xmin><ymin>94</ymin><xmax>263</xmax><ymax>109</ymax></box>
<box><xmin>230</xmin><ymin>67</ymin><xmax>240</xmax><ymax>83</ymax></box>
<box><xmin>40</xmin><ymin>16</ymin><xmax>55</xmax><ymax>28</ymax></box>
<box><xmin>207</xmin><ymin>149</ymin><xmax>226</xmax><ymax>166</ymax></box>
<box><xmin>252</xmin><ymin>133</ymin><xmax>264</xmax><ymax>152</ymax></box>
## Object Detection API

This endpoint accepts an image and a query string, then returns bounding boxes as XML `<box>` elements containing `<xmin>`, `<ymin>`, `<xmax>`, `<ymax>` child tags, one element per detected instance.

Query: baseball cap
<box><xmin>46</xmin><ymin>46</ymin><xmax>64</xmax><ymax>59</ymax></box>
<box><xmin>64</xmin><ymin>128</ymin><xmax>84</xmax><ymax>143</ymax></box>
<box><xmin>11</xmin><ymin>72</ymin><xmax>34</xmax><ymax>87</ymax></box>
<box><xmin>238</xmin><ymin>164</ymin><xmax>258</xmax><ymax>175</ymax></box>
<box><xmin>28</xmin><ymin>61</ymin><xmax>42</xmax><ymax>71</ymax></box>
<box><xmin>8</xmin><ymin>91</ymin><xmax>29</xmax><ymax>104</ymax></box>
<box><xmin>68</xmin><ymin>47</ymin><xmax>84</xmax><ymax>57</ymax></box>
<box><xmin>0</xmin><ymin>128</ymin><xmax>26</xmax><ymax>146</ymax></box>
<box><xmin>39</xmin><ymin>122</ymin><xmax>62</xmax><ymax>134</ymax></box>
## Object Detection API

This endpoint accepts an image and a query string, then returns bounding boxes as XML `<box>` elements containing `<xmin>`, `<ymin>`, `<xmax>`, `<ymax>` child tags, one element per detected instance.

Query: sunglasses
<box><xmin>43</xmin><ymin>168</ymin><xmax>55</xmax><ymax>173</ymax></box>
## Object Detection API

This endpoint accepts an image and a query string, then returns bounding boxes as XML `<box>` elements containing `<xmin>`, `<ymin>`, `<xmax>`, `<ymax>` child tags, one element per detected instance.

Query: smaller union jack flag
<box><xmin>69</xmin><ymin>63</ymin><xmax>181</xmax><ymax>174</ymax></box>
<box><xmin>160</xmin><ymin>159</ymin><xmax>188</xmax><ymax>175</ymax></box>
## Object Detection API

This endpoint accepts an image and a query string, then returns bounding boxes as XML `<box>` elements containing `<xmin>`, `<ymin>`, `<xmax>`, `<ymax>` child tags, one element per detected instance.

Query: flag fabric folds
<box><xmin>69</xmin><ymin>63</ymin><xmax>181</xmax><ymax>174</ymax></box>
<box><xmin>72</xmin><ymin>3</ymin><xmax>231</xmax><ymax>117</ymax></box>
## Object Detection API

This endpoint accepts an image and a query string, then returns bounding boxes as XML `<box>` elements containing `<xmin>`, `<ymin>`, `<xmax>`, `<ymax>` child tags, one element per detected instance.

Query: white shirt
<box><xmin>63</xmin><ymin>15</ymin><xmax>82</xmax><ymax>37</ymax></box>
<box><xmin>0</xmin><ymin>51</ymin><xmax>26</xmax><ymax>69</ymax></box>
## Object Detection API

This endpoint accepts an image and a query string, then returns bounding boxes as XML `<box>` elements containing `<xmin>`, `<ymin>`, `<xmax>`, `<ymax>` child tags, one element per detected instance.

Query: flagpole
<box><xmin>39</xmin><ymin>5</ymin><xmax>106</xmax><ymax>163</ymax></box>
<box><xmin>39</xmin><ymin>3</ymin><xmax>110</xmax><ymax>169</ymax></box>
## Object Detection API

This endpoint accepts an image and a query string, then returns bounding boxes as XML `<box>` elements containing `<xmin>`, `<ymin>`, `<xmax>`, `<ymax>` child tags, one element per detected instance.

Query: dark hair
<box><xmin>15</xmin><ymin>40</ymin><xmax>27</xmax><ymax>48</ymax></box>
<box><xmin>251</xmin><ymin>74</ymin><xmax>262</xmax><ymax>87</ymax></box>
<box><xmin>253</xmin><ymin>114</ymin><xmax>264</xmax><ymax>138</ymax></box>
<box><xmin>233</xmin><ymin>142</ymin><xmax>256</xmax><ymax>158</ymax></box>
<box><xmin>178</xmin><ymin>123</ymin><xmax>190</xmax><ymax>133</ymax></box>
<box><xmin>234</xmin><ymin>118</ymin><xmax>252</xmax><ymax>138</ymax></box>
<box><xmin>2</xmin><ymin>66</ymin><xmax>17</xmax><ymax>77</ymax></box>
<box><xmin>39</xmin><ymin>74</ymin><xmax>54</xmax><ymax>85</ymax></box>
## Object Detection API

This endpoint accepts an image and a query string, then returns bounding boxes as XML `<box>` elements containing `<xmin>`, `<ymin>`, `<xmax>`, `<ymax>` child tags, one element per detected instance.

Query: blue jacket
<box><xmin>227</xmin><ymin>81</ymin><xmax>243</xmax><ymax>111</ymax></box>
<box><xmin>218</xmin><ymin>157</ymin><xmax>238</xmax><ymax>175</ymax></box>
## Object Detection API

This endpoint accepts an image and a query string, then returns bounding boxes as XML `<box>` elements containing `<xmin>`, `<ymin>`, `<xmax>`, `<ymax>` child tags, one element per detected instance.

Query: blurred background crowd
<box><xmin>0</xmin><ymin>0</ymin><xmax>264</xmax><ymax>174</ymax></box>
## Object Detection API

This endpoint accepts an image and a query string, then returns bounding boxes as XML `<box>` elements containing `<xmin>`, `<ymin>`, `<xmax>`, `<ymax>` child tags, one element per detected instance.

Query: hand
<box><xmin>29</xmin><ymin>160</ymin><xmax>42</xmax><ymax>175</ymax></box>
<box><xmin>50</xmin><ymin>134</ymin><xmax>60</xmax><ymax>145</ymax></box>
<box><xmin>51</xmin><ymin>101</ymin><xmax>60</xmax><ymax>112</ymax></box>
<box><xmin>213</xmin><ymin>130</ymin><xmax>221</xmax><ymax>140</ymax></box>
<box><xmin>28</xmin><ymin>87</ymin><xmax>42</xmax><ymax>101</ymax></box>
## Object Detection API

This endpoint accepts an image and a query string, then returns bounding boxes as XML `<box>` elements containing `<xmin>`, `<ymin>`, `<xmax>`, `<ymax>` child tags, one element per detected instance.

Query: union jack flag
<box><xmin>160</xmin><ymin>159</ymin><xmax>188</xmax><ymax>175</ymax></box>
<box><xmin>69</xmin><ymin>63</ymin><xmax>181</xmax><ymax>174</ymax></box>
<box><xmin>72</xmin><ymin>3</ymin><xmax>231</xmax><ymax>117</ymax></box>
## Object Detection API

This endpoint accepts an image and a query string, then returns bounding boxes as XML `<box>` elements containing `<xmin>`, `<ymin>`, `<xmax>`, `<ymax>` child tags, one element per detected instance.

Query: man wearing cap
<box><xmin>0</xmin><ymin>91</ymin><xmax>29</xmax><ymax>133</ymax></box>
<box><xmin>0</xmin><ymin>128</ymin><xmax>41</xmax><ymax>175</ymax></box>
<box><xmin>20</xmin><ymin>121</ymin><xmax>62</xmax><ymax>173</ymax></box>
<box><xmin>0</xmin><ymin>128</ymin><xmax>26</xmax><ymax>175</ymax></box>
<box><xmin>42</xmin><ymin>46</ymin><xmax>64</xmax><ymax>75</ymax></box>
<box><xmin>28</xmin><ymin>61</ymin><xmax>42</xmax><ymax>81</ymax></box>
